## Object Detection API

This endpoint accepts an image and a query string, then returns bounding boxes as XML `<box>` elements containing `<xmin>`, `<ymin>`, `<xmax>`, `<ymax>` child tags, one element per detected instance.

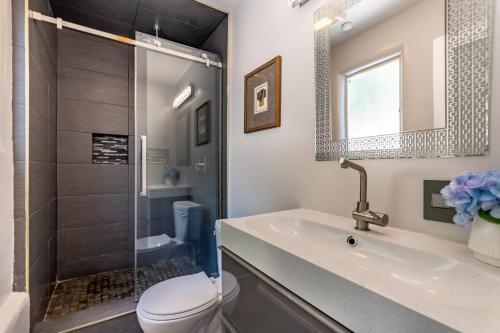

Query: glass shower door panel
<box><xmin>134</xmin><ymin>41</ymin><xmax>221</xmax><ymax>300</ymax></box>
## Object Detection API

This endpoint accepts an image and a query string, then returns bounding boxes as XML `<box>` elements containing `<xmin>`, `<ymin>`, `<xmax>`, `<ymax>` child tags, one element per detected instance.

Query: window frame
<box><xmin>343</xmin><ymin>53</ymin><xmax>403</xmax><ymax>139</ymax></box>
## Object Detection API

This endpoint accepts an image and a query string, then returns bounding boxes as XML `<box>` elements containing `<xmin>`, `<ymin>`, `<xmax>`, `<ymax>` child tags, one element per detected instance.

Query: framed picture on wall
<box><xmin>244</xmin><ymin>56</ymin><xmax>282</xmax><ymax>133</ymax></box>
<box><xmin>195</xmin><ymin>101</ymin><xmax>210</xmax><ymax>146</ymax></box>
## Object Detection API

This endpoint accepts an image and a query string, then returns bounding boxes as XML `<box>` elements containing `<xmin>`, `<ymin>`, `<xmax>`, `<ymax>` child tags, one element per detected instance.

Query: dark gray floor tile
<box><xmin>58</xmin><ymin>29</ymin><xmax>129</xmax><ymax>77</ymax></box>
<box><xmin>72</xmin><ymin>312</ymin><xmax>142</xmax><ymax>333</ymax></box>
<box><xmin>57</xmin><ymin>164</ymin><xmax>129</xmax><ymax>196</ymax></box>
<box><xmin>57</xmin><ymin>131</ymin><xmax>92</xmax><ymax>164</ymax></box>
<box><xmin>57</xmin><ymin>99</ymin><xmax>128</xmax><ymax>134</ymax></box>
<box><xmin>58</xmin><ymin>194</ymin><xmax>128</xmax><ymax>229</ymax></box>
<box><xmin>58</xmin><ymin>66</ymin><xmax>128</xmax><ymax>107</ymax></box>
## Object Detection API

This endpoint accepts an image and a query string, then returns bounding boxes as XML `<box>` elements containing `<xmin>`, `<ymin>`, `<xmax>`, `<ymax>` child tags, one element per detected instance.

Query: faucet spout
<box><xmin>339</xmin><ymin>158</ymin><xmax>389</xmax><ymax>231</ymax></box>
<box><xmin>339</xmin><ymin>158</ymin><xmax>367</xmax><ymax>208</ymax></box>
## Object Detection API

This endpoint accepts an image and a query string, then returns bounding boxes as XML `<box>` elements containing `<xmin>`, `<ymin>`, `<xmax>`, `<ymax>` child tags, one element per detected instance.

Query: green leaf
<box><xmin>478</xmin><ymin>210</ymin><xmax>500</xmax><ymax>225</ymax></box>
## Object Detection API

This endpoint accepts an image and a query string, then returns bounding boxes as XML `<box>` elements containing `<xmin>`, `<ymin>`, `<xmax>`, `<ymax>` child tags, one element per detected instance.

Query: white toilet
<box><xmin>135</xmin><ymin>201</ymin><xmax>202</xmax><ymax>265</ymax></box>
<box><xmin>173</xmin><ymin>201</ymin><xmax>203</xmax><ymax>241</ymax></box>
<box><xmin>137</xmin><ymin>205</ymin><xmax>240</xmax><ymax>333</ymax></box>
<box><xmin>137</xmin><ymin>270</ymin><xmax>239</xmax><ymax>333</ymax></box>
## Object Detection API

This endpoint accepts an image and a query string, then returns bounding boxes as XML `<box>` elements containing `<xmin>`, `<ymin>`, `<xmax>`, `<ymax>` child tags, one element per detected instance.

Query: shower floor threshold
<box><xmin>33</xmin><ymin>298</ymin><xmax>136</xmax><ymax>333</ymax></box>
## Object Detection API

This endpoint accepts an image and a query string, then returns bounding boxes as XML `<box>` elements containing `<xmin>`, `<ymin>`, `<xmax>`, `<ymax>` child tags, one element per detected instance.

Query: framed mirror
<box><xmin>314</xmin><ymin>0</ymin><xmax>494</xmax><ymax>160</ymax></box>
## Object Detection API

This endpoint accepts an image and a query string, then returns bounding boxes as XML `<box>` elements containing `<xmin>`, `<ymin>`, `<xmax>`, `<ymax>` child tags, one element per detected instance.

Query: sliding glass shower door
<box><xmin>134</xmin><ymin>33</ymin><xmax>222</xmax><ymax>299</ymax></box>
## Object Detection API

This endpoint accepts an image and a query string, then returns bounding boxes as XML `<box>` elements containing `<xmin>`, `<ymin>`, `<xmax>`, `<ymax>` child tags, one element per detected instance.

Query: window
<box><xmin>345</xmin><ymin>55</ymin><xmax>401</xmax><ymax>139</ymax></box>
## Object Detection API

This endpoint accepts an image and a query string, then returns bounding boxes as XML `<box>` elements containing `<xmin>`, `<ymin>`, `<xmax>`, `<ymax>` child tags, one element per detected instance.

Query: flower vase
<box><xmin>468</xmin><ymin>213</ymin><xmax>500</xmax><ymax>267</ymax></box>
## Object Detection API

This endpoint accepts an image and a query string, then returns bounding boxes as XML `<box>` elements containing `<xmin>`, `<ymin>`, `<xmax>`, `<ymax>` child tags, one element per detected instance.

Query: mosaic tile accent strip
<box><xmin>92</xmin><ymin>133</ymin><xmax>129</xmax><ymax>164</ymax></box>
<box><xmin>45</xmin><ymin>256</ymin><xmax>201</xmax><ymax>319</ymax></box>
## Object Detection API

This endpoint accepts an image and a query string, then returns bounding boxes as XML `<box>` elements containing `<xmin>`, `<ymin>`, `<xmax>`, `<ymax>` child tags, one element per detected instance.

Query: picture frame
<box><xmin>244</xmin><ymin>56</ymin><xmax>282</xmax><ymax>133</ymax></box>
<box><xmin>195</xmin><ymin>101</ymin><xmax>210</xmax><ymax>146</ymax></box>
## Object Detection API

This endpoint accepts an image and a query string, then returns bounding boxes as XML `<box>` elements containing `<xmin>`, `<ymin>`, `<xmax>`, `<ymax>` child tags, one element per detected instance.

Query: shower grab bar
<box><xmin>140</xmin><ymin>135</ymin><xmax>147</xmax><ymax>197</ymax></box>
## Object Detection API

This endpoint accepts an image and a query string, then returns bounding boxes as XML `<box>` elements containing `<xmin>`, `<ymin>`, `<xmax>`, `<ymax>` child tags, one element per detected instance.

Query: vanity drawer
<box><xmin>221</xmin><ymin>248</ymin><xmax>351</xmax><ymax>333</ymax></box>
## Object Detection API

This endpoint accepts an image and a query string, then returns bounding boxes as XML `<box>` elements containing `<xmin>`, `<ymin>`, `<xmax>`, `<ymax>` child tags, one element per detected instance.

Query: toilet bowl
<box><xmin>137</xmin><ymin>271</ymin><xmax>239</xmax><ymax>333</ymax></box>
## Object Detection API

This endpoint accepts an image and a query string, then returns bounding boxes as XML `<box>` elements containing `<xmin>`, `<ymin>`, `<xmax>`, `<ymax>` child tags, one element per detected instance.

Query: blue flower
<box><xmin>441</xmin><ymin>170</ymin><xmax>500</xmax><ymax>227</ymax></box>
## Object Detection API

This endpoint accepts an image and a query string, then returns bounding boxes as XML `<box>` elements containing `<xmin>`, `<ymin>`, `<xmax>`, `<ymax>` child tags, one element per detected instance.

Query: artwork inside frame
<box><xmin>244</xmin><ymin>56</ymin><xmax>282</xmax><ymax>133</ymax></box>
<box><xmin>195</xmin><ymin>101</ymin><xmax>210</xmax><ymax>146</ymax></box>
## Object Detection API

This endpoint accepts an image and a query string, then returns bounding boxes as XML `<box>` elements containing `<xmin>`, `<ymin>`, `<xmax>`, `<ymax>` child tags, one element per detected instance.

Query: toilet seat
<box><xmin>138</xmin><ymin>272</ymin><xmax>218</xmax><ymax>322</ymax></box>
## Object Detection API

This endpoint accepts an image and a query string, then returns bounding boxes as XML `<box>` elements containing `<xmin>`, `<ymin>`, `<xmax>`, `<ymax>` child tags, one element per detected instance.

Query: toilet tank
<box><xmin>173</xmin><ymin>201</ymin><xmax>203</xmax><ymax>242</ymax></box>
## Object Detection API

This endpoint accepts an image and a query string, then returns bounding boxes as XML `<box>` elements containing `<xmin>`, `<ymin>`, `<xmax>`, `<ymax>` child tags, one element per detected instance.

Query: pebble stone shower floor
<box><xmin>45</xmin><ymin>256</ymin><xmax>202</xmax><ymax>319</ymax></box>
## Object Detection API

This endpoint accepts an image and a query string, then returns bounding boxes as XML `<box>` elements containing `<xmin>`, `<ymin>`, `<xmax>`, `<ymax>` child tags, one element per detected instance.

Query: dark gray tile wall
<box><xmin>26</xmin><ymin>0</ymin><xmax>58</xmax><ymax>326</ymax></box>
<box><xmin>12</xmin><ymin>0</ymin><xmax>26</xmax><ymax>293</ymax></box>
<box><xmin>57</xmin><ymin>29</ymin><xmax>133</xmax><ymax>279</ymax></box>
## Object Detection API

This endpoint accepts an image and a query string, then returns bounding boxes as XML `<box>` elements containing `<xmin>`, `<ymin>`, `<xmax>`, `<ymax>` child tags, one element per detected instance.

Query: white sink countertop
<box><xmin>219</xmin><ymin>209</ymin><xmax>500</xmax><ymax>333</ymax></box>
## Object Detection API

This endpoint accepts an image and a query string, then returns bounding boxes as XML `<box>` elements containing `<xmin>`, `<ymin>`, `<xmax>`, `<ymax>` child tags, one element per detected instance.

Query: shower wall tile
<box><xmin>57</xmin><ymin>131</ymin><xmax>92</xmax><ymax>164</ymax></box>
<box><xmin>29</xmin><ymin>205</ymin><xmax>49</xmax><ymax>267</ymax></box>
<box><xmin>14</xmin><ymin>162</ymin><xmax>25</xmax><ymax>219</ymax></box>
<box><xmin>58</xmin><ymin>251</ymin><xmax>129</xmax><ymax>280</ymax></box>
<box><xmin>29</xmin><ymin>249</ymin><xmax>50</xmax><ymax>326</ymax></box>
<box><xmin>58</xmin><ymin>99</ymin><xmax>128</xmax><ymax>134</ymax></box>
<box><xmin>57</xmin><ymin>29</ymin><xmax>133</xmax><ymax>278</ymax></box>
<box><xmin>57</xmin><ymin>164</ymin><xmax>128</xmax><ymax>196</ymax></box>
<box><xmin>58</xmin><ymin>194</ymin><xmax>128</xmax><ymax>229</ymax></box>
<box><xmin>58</xmin><ymin>30</ymin><xmax>129</xmax><ymax>78</ymax></box>
<box><xmin>57</xmin><ymin>223</ymin><xmax>128</xmax><ymax>263</ymax></box>
<box><xmin>13</xmin><ymin>217</ymin><xmax>26</xmax><ymax>291</ymax></box>
<box><xmin>29</xmin><ymin>105</ymin><xmax>49</xmax><ymax>163</ymax></box>
<box><xmin>58</xmin><ymin>66</ymin><xmax>128</xmax><ymax>106</ymax></box>
<box><xmin>29</xmin><ymin>162</ymin><xmax>56</xmax><ymax>215</ymax></box>
<box><xmin>26</xmin><ymin>7</ymin><xmax>58</xmax><ymax>323</ymax></box>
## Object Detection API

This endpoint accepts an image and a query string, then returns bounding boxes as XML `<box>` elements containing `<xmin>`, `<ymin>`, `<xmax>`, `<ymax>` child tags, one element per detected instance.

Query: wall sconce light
<box><xmin>173</xmin><ymin>84</ymin><xmax>193</xmax><ymax>109</ymax></box>
<box><xmin>288</xmin><ymin>0</ymin><xmax>309</xmax><ymax>8</ymax></box>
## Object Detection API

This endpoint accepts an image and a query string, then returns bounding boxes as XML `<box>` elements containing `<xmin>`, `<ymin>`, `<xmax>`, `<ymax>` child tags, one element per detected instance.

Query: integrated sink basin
<box><xmin>219</xmin><ymin>209</ymin><xmax>500</xmax><ymax>333</ymax></box>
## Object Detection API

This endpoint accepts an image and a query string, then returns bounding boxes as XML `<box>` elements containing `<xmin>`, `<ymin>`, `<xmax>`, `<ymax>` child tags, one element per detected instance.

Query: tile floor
<box><xmin>45</xmin><ymin>256</ymin><xmax>202</xmax><ymax>319</ymax></box>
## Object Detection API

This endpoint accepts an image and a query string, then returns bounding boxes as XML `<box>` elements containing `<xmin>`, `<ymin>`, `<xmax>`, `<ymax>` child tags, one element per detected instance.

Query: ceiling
<box><xmin>194</xmin><ymin>0</ymin><xmax>241</xmax><ymax>12</ymax></box>
<box><xmin>330</xmin><ymin>0</ymin><xmax>429</xmax><ymax>47</ymax></box>
<box><xmin>50</xmin><ymin>0</ymin><xmax>227</xmax><ymax>48</ymax></box>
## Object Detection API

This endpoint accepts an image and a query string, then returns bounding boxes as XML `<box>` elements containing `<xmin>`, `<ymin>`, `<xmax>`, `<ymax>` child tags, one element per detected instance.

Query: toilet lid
<box><xmin>138</xmin><ymin>272</ymin><xmax>217</xmax><ymax>317</ymax></box>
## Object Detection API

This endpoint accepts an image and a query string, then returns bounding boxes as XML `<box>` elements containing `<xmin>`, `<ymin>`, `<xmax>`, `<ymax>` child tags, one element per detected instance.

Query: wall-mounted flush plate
<box><xmin>423</xmin><ymin>180</ymin><xmax>455</xmax><ymax>223</ymax></box>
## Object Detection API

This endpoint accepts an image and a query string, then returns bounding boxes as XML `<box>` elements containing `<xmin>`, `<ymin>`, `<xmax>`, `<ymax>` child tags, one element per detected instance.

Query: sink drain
<box><xmin>346</xmin><ymin>235</ymin><xmax>358</xmax><ymax>247</ymax></box>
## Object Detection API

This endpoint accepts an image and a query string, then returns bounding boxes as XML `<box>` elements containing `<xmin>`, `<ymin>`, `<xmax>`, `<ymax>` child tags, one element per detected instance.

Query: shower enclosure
<box><xmin>133</xmin><ymin>32</ymin><xmax>223</xmax><ymax>300</ymax></box>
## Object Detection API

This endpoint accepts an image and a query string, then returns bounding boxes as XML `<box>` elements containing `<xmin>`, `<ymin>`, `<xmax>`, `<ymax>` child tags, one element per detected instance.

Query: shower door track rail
<box><xmin>28</xmin><ymin>10</ymin><xmax>223</xmax><ymax>68</ymax></box>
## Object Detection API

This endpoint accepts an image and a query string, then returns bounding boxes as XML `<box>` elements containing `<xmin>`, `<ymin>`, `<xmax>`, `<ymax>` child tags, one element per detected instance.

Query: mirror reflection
<box><xmin>330</xmin><ymin>0</ymin><xmax>446</xmax><ymax>140</ymax></box>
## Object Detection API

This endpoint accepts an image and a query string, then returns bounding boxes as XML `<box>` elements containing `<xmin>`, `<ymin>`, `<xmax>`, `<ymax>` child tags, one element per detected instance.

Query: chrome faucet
<box><xmin>339</xmin><ymin>158</ymin><xmax>389</xmax><ymax>231</ymax></box>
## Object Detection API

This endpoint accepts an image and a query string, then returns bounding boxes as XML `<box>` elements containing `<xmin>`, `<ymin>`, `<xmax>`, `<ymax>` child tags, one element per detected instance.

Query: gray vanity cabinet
<box><xmin>221</xmin><ymin>248</ymin><xmax>351</xmax><ymax>333</ymax></box>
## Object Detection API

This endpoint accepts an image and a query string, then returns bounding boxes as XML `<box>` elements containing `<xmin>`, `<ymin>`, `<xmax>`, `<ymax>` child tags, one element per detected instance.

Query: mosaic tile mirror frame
<box><xmin>314</xmin><ymin>0</ymin><xmax>495</xmax><ymax>160</ymax></box>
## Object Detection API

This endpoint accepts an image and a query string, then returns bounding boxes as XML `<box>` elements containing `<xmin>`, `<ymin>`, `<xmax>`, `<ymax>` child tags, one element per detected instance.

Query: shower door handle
<box><xmin>140</xmin><ymin>135</ymin><xmax>147</xmax><ymax>197</ymax></box>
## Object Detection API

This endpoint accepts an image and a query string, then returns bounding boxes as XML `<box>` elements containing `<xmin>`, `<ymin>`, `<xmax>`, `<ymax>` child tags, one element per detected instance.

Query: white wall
<box><xmin>331</xmin><ymin>0</ymin><xmax>445</xmax><ymax>133</ymax></box>
<box><xmin>228</xmin><ymin>0</ymin><xmax>500</xmax><ymax>243</ymax></box>
<box><xmin>0</xmin><ymin>0</ymin><xmax>14</xmax><ymax>299</ymax></box>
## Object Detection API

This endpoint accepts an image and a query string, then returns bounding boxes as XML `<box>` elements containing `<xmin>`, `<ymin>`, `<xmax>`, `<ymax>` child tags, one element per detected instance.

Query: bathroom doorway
<box><xmin>134</xmin><ymin>32</ymin><xmax>223</xmax><ymax>301</ymax></box>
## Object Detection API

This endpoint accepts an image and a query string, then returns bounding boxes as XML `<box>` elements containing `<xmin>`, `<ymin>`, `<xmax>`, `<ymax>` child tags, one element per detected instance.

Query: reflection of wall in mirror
<box><xmin>331</xmin><ymin>0</ymin><xmax>445</xmax><ymax>139</ymax></box>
